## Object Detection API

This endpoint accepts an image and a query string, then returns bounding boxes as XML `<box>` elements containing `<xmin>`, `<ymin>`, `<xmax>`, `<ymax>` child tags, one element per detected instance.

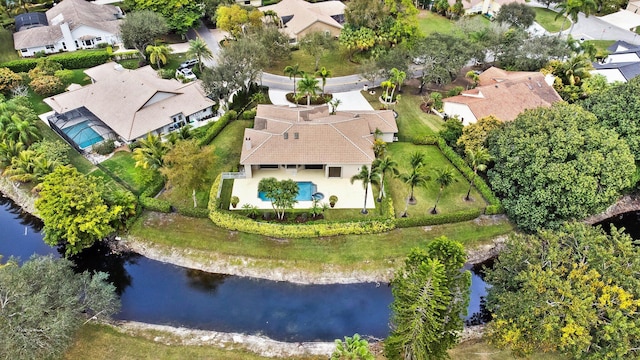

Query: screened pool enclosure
<box><xmin>47</xmin><ymin>107</ymin><xmax>117</xmax><ymax>152</ymax></box>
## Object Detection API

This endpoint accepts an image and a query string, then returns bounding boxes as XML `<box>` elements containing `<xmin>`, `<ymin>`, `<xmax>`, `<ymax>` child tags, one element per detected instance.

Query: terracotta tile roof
<box><xmin>259</xmin><ymin>0</ymin><xmax>344</xmax><ymax>37</ymax></box>
<box><xmin>13</xmin><ymin>0</ymin><xmax>122</xmax><ymax>49</ymax></box>
<box><xmin>444</xmin><ymin>68</ymin><xmax>562</xmax><ymax>122</ymax></box>
<box><xmin>240</xmin><ymin>105</ymin><xmax>397</xmax><ymax>165</ymax></box>
<box><xmin>44</xmin><ymin>63</ymin><xmax>214</xmax><ymax>141</ymax></box>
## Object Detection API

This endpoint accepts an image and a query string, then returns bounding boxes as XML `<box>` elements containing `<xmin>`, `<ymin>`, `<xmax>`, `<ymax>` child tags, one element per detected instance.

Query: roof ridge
<box><xmin>328</xmin><ymin>123</ymin><xmax>374</xmax><ymax>162</ymax></box>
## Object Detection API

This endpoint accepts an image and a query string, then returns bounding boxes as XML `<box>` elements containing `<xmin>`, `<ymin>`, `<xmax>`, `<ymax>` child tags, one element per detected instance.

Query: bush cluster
<box><xmin>1</xmin><ymin>50</ymin><xmax>111</xmax><ymax>72</ymax></box>
<box><xmin>139</xmin><ymin>196</ymin><xmax>171</xmax><ymax>213</ymax></box>
<box><xmin>436</xmin><ymin>137</ymin><xmax>503</xmax><ymax>213</ymax></box>
<box><xmin>197</xmin><ymin>110</ymin><xmax>237</xmax><ymax>146</ymax></box>
<box><xmin>92</xmin><ymin>139</ymin><xmax>115</xmax><ymax>155</ymax></box>
<box><xmin>175</xmin><ymin>205</ymin><xmax>209</xmax><ymax>218</ymax></box>
<box><xmin>395</xmin><ymin>208</ymin><xmax>482</xmax><ymax>228</ymax></box>
<box><xmin>411</xmin><ymin>135</ymin><xmax>438</xmax><ymax>145</ymax></box>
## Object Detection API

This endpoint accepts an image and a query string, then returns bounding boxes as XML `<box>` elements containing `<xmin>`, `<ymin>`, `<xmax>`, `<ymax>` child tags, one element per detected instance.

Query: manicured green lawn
<box><xmin>129</xmin><ymin>211</ymin><xmax>513</xmax><ymax>272</ymax></box>
<box><xmin>417</xmin><ymin>10</ymin><xmax>456</xmax><ymax>35</ymax></box>
<box><xmin>533</xmin><ymin>7</ymin><xmax>570</xmax><ymax>33</ymax></box>
<box><xmin>386</xmin><ymin>143</ymin><xmax>487</xmax><ymax>217</ymax></box>
<box><xmin>159</xmin><ymin>119</ymin><xmax>253</xmax><ymax>208</ymax></box>
<box><xmin>69</xmin><ymin>69</ymin><xmax>92</xmax><ymax>85</ymax></box>
<box><xmin>99</xmin><ymin>151</ymin><xmax>149</xmax><ymax>194</ymax></box>
<box><xmin>264</xmin><ymin>43</ymin><xmax>359</xmax><ymax>77</ymax></box>
<box><xmin>585</xmin><ymin>39</ymin><xmax>615</xmax><ymax>54</ymax></box>
<box><xmin>24</xmin><ymin>89</ymin><xmax>53</xmax><ymax>115</ymax></box>
<box><xmin>0</xmin><ymin>28</ymin><xmax>18</xmax><ymax>63</ymax></box>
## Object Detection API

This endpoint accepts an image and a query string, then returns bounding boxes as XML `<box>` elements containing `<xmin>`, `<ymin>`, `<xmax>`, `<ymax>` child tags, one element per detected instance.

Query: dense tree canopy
<box><xmin>0</xmin><ymin>255</ymin><xmax>119</xmax><ymax>359</ymax></box>
<box><xmin>495</xmin><ymin>3</ymin><xmax>536</xmax><ymax>28</ymax></box>
<box><xmin>385</xmin><ymin>237</ymin><xmax>470</xmax><ymax>360</ymax></box>
<box><xmin>457</xmin><ymin>115</ymin><xmax>502</xmax><ymax>152</ymax></box>
<box><xmin>119</xmin><ymin>10</ymin><xmax>169</xmax><ymax>58</ymax></box>
<box><xmin>580</xmin><ymin>76</ymin><xmax>640</xmax><ymax>160</ymax></box>
<box><xmin>123</xmin><ymin>0</ymin><xmax>200</xmax><ymax>35</ymax></box>
<box><xmin>216</xmin><ymin>4</ymin><xmax>263</xmax><ymax>39</ymax></box>
<box><xmin>487</xmin><ymin>103</ymin><xmax>635</xmax><ymax>232</ymax></box>
<box><xmin>486</xmin><ymin>223</ymin><xmax>640</xmax><ymax>359</ymax></box>
<box><xmin>413</xmin><ymin>33</ymin><xmax>475</xmax><ymax>87</ymax></box>
<box><xmin>257</xmin><ymin>177</ymin><xmax>298</xmax><ymax>220</ymax></box>
<box><xmin>35</xmin><ymin>166</ymin><xmax>125</xmax><ymax>255</ymax></box>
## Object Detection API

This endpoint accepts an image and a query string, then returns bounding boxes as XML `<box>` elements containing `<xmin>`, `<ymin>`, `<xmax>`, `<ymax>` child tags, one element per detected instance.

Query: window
<box><xmin>20</xmin><ymin>49</ymin><xmax>28</xmax><ymax>53</ymax></box>
<box><xmin>260</xmin><ymin>164</ymin><xmax>278</xmax><ymax>169</ymax></box>
<box><xmin>95</xmin><ymin>37</ymin><xmax>102</xmax><ymax>41</ymax></box>
<box><xmin>328</xmin><ymin>167</ymin><xmax>342</xmax><ymax>178</ymax></box>
<box><xmin>305</xmin><ymin>165</ymin><xmax>323</xmax><ymax>170</ymax></box>
<box><xmin>45</xmin><ymin>45</ymin><xmax>55</xmax><ymax>50</ymax></box>
<box><xmin>62</xmin><ymin>42</ymin><xmax>67</xmax><ymax>50</ymax></box>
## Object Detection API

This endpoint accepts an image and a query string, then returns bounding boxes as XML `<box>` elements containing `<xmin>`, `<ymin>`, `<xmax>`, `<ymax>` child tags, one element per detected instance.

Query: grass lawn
<box><xmin>69</xmin><ymin>69</ymin><xmax>92</xmax><ymax>86</ymax></box>
<box><xmin>585</xmin><ymin>39</ymin><xmax>615</xmax><ymax>54</ymax></box>
<box><xmin>533</xmin><ymin>8</ymin><xmax>570</xmax><ymax>33</ymax></box>
<box><xmin>386</xmin><ymin>143</ymin><xmax>487</xmax><ymax>217</ymax></box>
<box><xmin>0</xmin><ymin>28</ymin><xmax>18</xmax><ymax>63</ymax></box>
<box><xmin>128</xmin><ymin>211</ymin><xmax>513</xmax><ymax>272</ymax></box>
<box><xmin>264</xmin><ymin>44</ymin><xmax>359</xmax><ymax>77</ymax></box>
<box><xmin>159</xmin><ymin>119</ymin><xmax>253</xmax><ymax>208</ymax></box>
<box><xmin>99</xmin><ymin>151</ymin><xmax>149</xmax><ymax>194</ymax></box>
<box><xmin>417</xmin><ymin>10</ymin><xmax>456</xmax><ymax>35</ymax></box>
<box><xmin>24</xmin><ymin>89</ymin><xmax>53</xmax><ymax>115</ymax></box>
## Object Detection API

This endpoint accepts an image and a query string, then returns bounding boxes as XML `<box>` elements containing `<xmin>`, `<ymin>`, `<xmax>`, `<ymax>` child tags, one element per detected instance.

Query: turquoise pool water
<box><xmin>62</xmin><ymin>121</ymin><xmax>104</xmax><ymax>149</ymax></box>
<box><xmin>258</xmin><ymin>181</ymin><xmax>316</xmax><ymax>201</ymax></box>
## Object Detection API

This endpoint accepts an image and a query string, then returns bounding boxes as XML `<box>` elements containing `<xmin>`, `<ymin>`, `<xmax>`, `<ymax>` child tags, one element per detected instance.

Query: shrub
<box><xmin>0</xmin><ymin>67</ymin><xmax>21</xmax><ymax>93</ymax></box>
<box><xmin>53</xmin><ymin>69</ymin><xmax>74</xmax><ymax>85</ymax></box>
<box><xmin>92</xmin><ymin>139</ymin><xmax>115</xmax><ymax>155</ymax></box>
<box><xmin>157</xmin><ymin>68</ymin><xmax>174</xmax><ymax>79</ymax></box>
<box><xmin>412</xmin><ymin>135</ymin><xmax>438</xmax><ymax>145</ymax></box>
<box><xmin>140</xmin><ymin>176</ymin><xmax>165</xmax><ymax>198</ymax></box>
<box><xmin>175</xmin><ymin>206</ymin><xmax>209</xmax><ymax>218</ymax></box>
<box><xmin>139</xmin><ymin>196</ymin><xmax>171</xmax><ymax>213</ymax></box>
<box><xmin>329</xmin><ymin>195</ymin><xmax>338</xmax><ymax>207</ymax></box>
<box><xmin>197</xmin><ymin>110</ymin><xmax>237</xmax><ymax>146</ymax></box>
<box><xmin>230</xmin><ymin>196</ymin><xmax>239</xmax><ymax>208</ymax></box>
<box><xmin>241</xmin><ymin>109</ymin><xmax>256</xmax><ymax>120</ymax></box>
<box><xmin>395</xmin><ymin>208</ymin><xmax>482</xmax><ymax>228</ymax></box>
<box><xmin>30</xmin><ymin>75</ymin><xmax>64</xmax><ymax>96</ymax></box>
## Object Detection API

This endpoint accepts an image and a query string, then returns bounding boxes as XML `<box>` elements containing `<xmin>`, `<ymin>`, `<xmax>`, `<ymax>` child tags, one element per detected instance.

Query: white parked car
<box><xmin>178</xmin><ymin>58</ymin><xmax>198</xmax><ymax>69</ymax></box>
<box><xmin>176</xmin><ymin>67</ymin><xmax>196</xmax><ymax>81</ymax></box>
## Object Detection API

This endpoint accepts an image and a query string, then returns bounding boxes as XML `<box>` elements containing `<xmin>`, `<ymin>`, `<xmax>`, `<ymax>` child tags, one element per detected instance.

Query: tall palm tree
<box><xmin>350</xmin><ymin>165</ymin><xmax>380</xmax><ymax>214</ymax></box>
<box><xmin>7</xmin><ymin>118</ymin><xmax>40</xmax><ymax>146</ymax></box>
<box><xmin>132</xmin><ymin>133</ymin><xmax>170</xmax><ymax>171</ymax></box>
<box><xmin>373</xmin><ymin>156</ymin><xmax>399</xmax><ymax>202</ymax></box>
<box><xmin>556</xmin><ymin>0</ymin><xmax>596</xmax><ymax>34</ymax></box>
<box><xmin>297</xmin><ymin>74</ymin><xmax>321</xmax><ymax>106</ymax></box>
<box><xmin>146</xmin><ymin>44</ymin><xmax>172</xmax><ymax>69</ymax></box>
<box><xmin>315</xmin><ymin>66</ymin><xmax>332</xmax><ymax>94</ymax></box>
<box><xmin>398</xmin><ymin>167</ymin><xmax>431</xmax><ymax>216</ymax></box>
<box><xmin>5</xmin><ymin>149</ymin><xmax>37</xmax><ymax>183</ymax></box>
<box><xmin>389</xmin><ymin>67</ymin><xmax>407</xmax><ymax>99</ymax></box>
<box><xmin>0</xmin><ymin>139</ymin><xmax>25</xmax><ymax>169</ymax></box>
<box><xmin>187</xmin><ymin>38</ymin><xmax>213</xmax><ymax>72</ymax></box>
<box><xmin>410</xmin><ymin>151</ymin><xmax>426</xmax><ymax>169</ymax></box>
<box><xmin>284</xmin><ymin>64</ymin><xmax>304</xmax><ymax>95</ymax></box>
<box><xmin>558</xmin><ymin>55</ymin><xmax>593</xmax><ymax>86</ymax></box>
<box><xmin>431</xmin><ymin>167</ymin><xmax>457</xmax><ymax>214</ymax></box>
<box><xmin>465</xmin><ymin>147</ymin><xmax>491</xmax><ymax>201</ymax></box>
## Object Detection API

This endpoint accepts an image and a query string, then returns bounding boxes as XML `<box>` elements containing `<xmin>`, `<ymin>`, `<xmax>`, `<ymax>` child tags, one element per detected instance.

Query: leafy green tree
<box><xmin>439</xmin><ymin>117</ymin><xmax>464</xmax><ymax>147</ymax></box>
<box><xmin>160</xmin><ymin>139</ymin><xmax>216</xmax><ymax>208</ymax></box>
<box><xmin>457</xmin><ymin>115</ymin><xmax>501</xmax><ymax>152</ymax></box>
<box><xmin>251</xmin><ymin>25</ymin><xmax>291</xmax><ymax>66</ymax></box>
<box><xmin>284</xmin><ymin>63</ymin><xmax>304</xmax><ymax>95</ymax></box>
<box><xmin>331</xmin><ymin>334</ymin><xmax>374</xmax><ymax>360</ymax></box>
<box><xmin>344</xmin><ymin>0</ymin><xmax>386</xmax><ymax>29</ymax></box>
<box><xmin>350</xmin><ymin>165</ymin><xmax>380</xmax><ymax>214</ymax></box>
<box><xmin>146</xmin><ymin>44</ymin><xmax>172</xmax><ymax>69</ymax></box>
<box><xmin>315</xmin><ymin>66</ymin><xmax>332</xmax><ymax>94</ymax></box>
<box><xmin>300</xmin><ymin>31</ymin><xmax>336</xmax><ymax>71</ymax></box>
<box><xmin>581</xmin><ymin>76</ymin><xmax>640</xmax><ymax>160</ymax></box>
<box><xmin>487</xmin><ymin>103</ymin><xmax>635</xmax><ymax>232</ymax></box>
<box><xmin>486</xmin><ymin>223</ymin><xmax>640</xmax><ymax>359</ymax></box>
<box><xmin>413</xmin><ymin>33</ymin><xmax>475</xmax><ymax>86</ymax></box>
<box><xmin>431</xmin><ymin>167</ymin><xmax>457</xmax><ymax>214</ymax></box>
<box><xmin>0</xmin><ymin>255</ymin><xmax>120</xmax><ymax>360</ymax></box>
<box><xmin>339</xmin><ymin>26</ymin><xmax>376</xmax><ymax>59</ymax></box>
<box><xmin>258</xmin><ymin>177</ymin><xmax>299</xmax><ymax>220</ymax></box>
<box><xmin>385</xmin><ymin>237</ymin><xmax>470</xmax><ymax>360</ymax></box>
<box><xmin>495</xmin><ymin>3</ymin><xmax>536</xmax><ymax>28</ymax></box>
<box><xmin>187</xmin><ymin>38</ymin><xmax>213</xmax><ymax>73</ymax></box>
<box><xmin>119</xmin><ymin>10</ymin><xmax>169</xmax><ymax>59</ymax></box>
<box><xmin>373</xmin><ymin>155</ymin><xmax>399</xmax><ymax>202</ymax></box>
<box><xmin>465</xmin><ymin>147</ymin><xmax>491</xmax><ymax>201</ymax></box>
<box><xmin>297</xmin><ymin>73</ymin><xmax>321</xmax><ymax>106</ymax></box>
<box><xmin>36</xmin><ymin>166</ymin><xmax>124</xmax><ymax>255</ymax></box>
<box><xmin>123</xmin><ymin>0</ymin><xmax>200</xmax><ymax>35</ymax></box>
<box><xmin>132</xmin><ymin>132</ymin><xmax>170</xmax><ymax>172</ymax></box>
<box><xmin>203</xmin><ymin>0</ymin><xmax>233</xmax><ymax>23</ymax></box>
<box><xmin>216</xmin><ymin>4</ymin><xmax>263</xmax><ymax>39</ymax></box>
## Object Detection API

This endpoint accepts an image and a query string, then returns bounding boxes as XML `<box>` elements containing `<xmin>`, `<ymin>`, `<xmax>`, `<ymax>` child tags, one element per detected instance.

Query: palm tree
<box><xmin>132</xmin><ymin>132</ymin><xmax>170</xmax><ymax>171</ymax></box>
<box><xmin>7</xmin><ymin>118</ymin><xmax>40</xmax><ymax>146</ymax></box>
<box><xmin>284</xmin><ymin>64</ymin><xmax>304</xmax><ymax>95</ymax></box>
<box><xmin>556</xmin><ymin>0</ymin><xmax>596</xmax><ymax>34</ymax></box>
<box><xmin>350</xmin><ymin>165</ymin><xmax>380</xmax><ymax>214</ymax></box>
<box><xmin>0</xmin><ymin>139</ymin><xmax>25</xmax><ymax>169</ymax></box>
<box><xmin>5</xmin><ymin>149</ymin><xmax>37</xmax><ymax>183</ymax></box>
<box><xmin>146</xmin><ymin>44</ymin><xmax>172</xmax><ymax>69</ymax></box>
<box><xmin>315</xmin><ymin>66</ymin><xmax>332</xmax><ymax>94</ymax></box>
<box><xmin>410</xmin><ymin>151</ymin><xmax>426</xmax><ymax>169</ymax></box>
<box><xmin>297</xmin><ymin>74</ymin><xmax>321</xmax><ymax>106</ymax></box>
<box><xmin>431</xmin><ymin>167</ymin><xmax>457</xmax><ymax>214</ymax></box>
<box><xmin>373</xmin><ymin>156</ymin><xmax>399</xmax><ymax>202</ymax></box>
<box><xmin>465</xmin><ymin>70</ymin><xmax>480</xmax><ymax>89</ymax></box>
<box><xmin>465</xmin><ymin>147</ymin><xmax>491</xmax><ymax>201</ymax></box>
<box><xmin>329</xmin><ymin>98</ymin><xmax>342</xmax><ymax>114</ymax></box>
<box><xmin>558</xmin><ymin>55</ymin><xmax>593</xmax><ymax>86</ymax></box>
<box><xmin>187</xmin><ymin>38</ymin><xmax>213</xmax><ymax>72</ymax></box>
<box><xmin>381</xmin><ymin>80</ymin><xmax>395</xmax><ymax>104</ymax></box>
<box><xmin>398</xmin><ymin>167</ymin><xmax>430</xmax><ymax>216</ymax></box>
<box><xmin>389</xmin><ymin>68</ymin><xmax>407</xmax><ymax>97</ymax></box>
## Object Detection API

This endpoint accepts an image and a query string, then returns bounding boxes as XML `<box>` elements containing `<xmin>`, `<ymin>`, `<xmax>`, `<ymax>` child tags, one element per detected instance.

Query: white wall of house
<box><xmin>607</xmin><ymin>53</ymin><xmax>640</xmax><ymax>63</ymax></box>
<box><xmin>70</xmin><ymin>25</ymin><xmax>120</xmax><ymax>48</ymax></box>
<box><xmin>334</xmin><ymin>164</ymin><xmax>363</xmax><ymax>179</ymax></box>
<box><xmin>187</xmin><ymin>107</ymin><xmax>213</xmax><ymax>122</ymax></box>
<box><xmin>18</xmin><ymin>44</ymin><xmax>61</xmax><ymax>57</ymax></box>
<box><xmin>379</xmin><ymin>133</ymin><xmax>395</xmax><ymax>143</ymax></box>
<box><xmin>592</xmin><ymin>68</ymin><xmax>627</xmax><ymax>83</ymax></box>
<box><xmin>18</xmin><ymin>24</ymin><xmax>118</xmax><ymax>57</ymax></box>
<box><xmin>443</xmin><ymin>102</ymin><xmax>477</xmax><ymax>125</ymax></box>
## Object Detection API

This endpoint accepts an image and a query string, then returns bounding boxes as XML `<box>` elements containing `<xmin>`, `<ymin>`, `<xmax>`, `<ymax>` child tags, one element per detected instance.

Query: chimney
<box><xmin>244</xmin><ymin>137</ymin><xmax>251</xmax><ymax>150</ymax></box>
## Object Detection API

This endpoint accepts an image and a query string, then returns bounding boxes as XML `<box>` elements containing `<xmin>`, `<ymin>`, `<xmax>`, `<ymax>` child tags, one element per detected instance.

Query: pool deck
<box><xmin>230</xmin><ymin>169</ymin><xmax>376</xmax><ymax>211</ymax></box>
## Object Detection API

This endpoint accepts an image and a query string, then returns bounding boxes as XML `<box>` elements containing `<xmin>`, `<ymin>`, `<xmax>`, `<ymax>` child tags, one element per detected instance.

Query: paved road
<box><xmin>188</xmin><ymin>22</ymin><xmax>222</xmax><ymax>67</ymax></box>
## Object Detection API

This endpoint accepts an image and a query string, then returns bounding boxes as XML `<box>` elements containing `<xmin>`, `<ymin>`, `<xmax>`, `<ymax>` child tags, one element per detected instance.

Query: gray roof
<box><xmin>591</xmin><ymin>41</ymin><xmax>640</xmax><ymax>82</ymax></box>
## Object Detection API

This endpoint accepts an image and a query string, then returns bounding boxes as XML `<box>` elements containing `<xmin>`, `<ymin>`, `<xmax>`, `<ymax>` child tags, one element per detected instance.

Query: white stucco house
<box><xmin>240</xmin><ymin>104</ymin><xmax>398</xmax><ymax>179</ymax></box>
<box><xmin>259</xmin><ymin>0</ymin><xmax>346</xmax><ymax>43</ymax></box>
<box><xmin>13</xmin><ymin>0</ymin><xmax>123</xmax><ymax>57</ymax></box>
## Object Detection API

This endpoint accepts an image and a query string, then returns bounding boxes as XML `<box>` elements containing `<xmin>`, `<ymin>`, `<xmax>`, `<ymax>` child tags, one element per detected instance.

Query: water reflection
<box><xmin>186</xmin><ymin>269</ymin><xmax>229</xmax><ymax>293</ymax></box>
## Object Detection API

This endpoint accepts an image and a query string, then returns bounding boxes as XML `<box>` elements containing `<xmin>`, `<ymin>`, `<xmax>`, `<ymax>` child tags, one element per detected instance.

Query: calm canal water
<box><xmin>0</xmin><ymin>194</ymin><xmax>489</xmax><ymax>342</ymax></box>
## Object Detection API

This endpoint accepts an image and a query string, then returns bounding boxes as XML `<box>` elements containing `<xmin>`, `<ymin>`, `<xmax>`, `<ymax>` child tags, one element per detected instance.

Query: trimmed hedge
<box><xmin>395</xmin><ymin>208</ymin><xmax>483</xmax><ymax>228</ymax></box>
<box><xmin>412</xmin><ymin>135</ymin><xmax>438</xmax><ymax>145</ymax></box>
<box><xmin>197</xmin><ymin>110</ymin><xmax>237</xmax><ymax>146</ymax></box>
<box><xmin>139</xmin><ymin>196</ymin><xmax>171</xmax><ymax>213</ymax></box>
<box><xmin>436</xmin><ymin>137</ymin><xmax>503</xmax><ymax>213</ymax></box>
<box><xmin>175</xmin><ymin>205</ymin><xmax>209</xmax><ymax>218</ymax></box>
<box><xmin>1</xmin><ymin>50</ymin><xmax>110</xmax><ymax>72</ymax></box>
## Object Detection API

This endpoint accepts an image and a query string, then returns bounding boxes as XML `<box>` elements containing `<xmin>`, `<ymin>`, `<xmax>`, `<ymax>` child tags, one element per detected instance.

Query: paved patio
<box><xmin>229</xmin><ymin>168</ymin><xmax>375</xmax><ymax>211</ymax></box>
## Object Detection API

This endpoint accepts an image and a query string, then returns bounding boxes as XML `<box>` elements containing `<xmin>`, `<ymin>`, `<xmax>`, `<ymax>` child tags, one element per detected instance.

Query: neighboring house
<box><xmin>43</xmin><ymin>63</ymin><xmax>215</xmax><ymax>150</ymax></box>
<box><xmin>449</xmin><ymin>0</ymin><xmax>525</xmax><ymax>16</ymax></box>
<box><xmin>240</xmin><ymin>104</ymin><xmax>397</xmax><ymax>178</ymax></box>
<box><xmin>236</xmin><ymin>0</ymin><xmax>261</xmax><ymax>6</ymax></box>
<box><xmin>259</xmin><ymin>0</ymin><xmax>346</xmax><ymax>42</ymax></box>
<box><xmin>13</xmin><ymin>0</ymin><xmax>123</xmax><ymax>57</ymax></box>
<box><xmin>442</xmin><ymin>67</ymin><xmax>561</xmax><ymax>125</ymax></box>
<box><xmin>592</xmin><ymin>40</ymin><xmax>640</xmax><ymax>83</ymax></box>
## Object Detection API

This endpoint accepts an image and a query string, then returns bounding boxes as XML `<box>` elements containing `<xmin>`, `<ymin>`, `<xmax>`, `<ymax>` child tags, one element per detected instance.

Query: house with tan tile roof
<box><xmin>442</xmin><ymin>67</ymin><xmax>561</xmax><ymax>125</ymax></box>
<box><xmin>259</xmin><ymin>0</ymin><xmax>345</xmax><ymax>42</ymax></box>
<box><xmin>44</xmin><ymin>62</ymin><xmax>215</xmax><ymax>145</ymax></box>
<box><xmin>13</xmin><ymin>0</ymin><xmax>122</xmax><ymax>57</ymax></box>
<box><xmin>240</xmin><ymin>104</ymin><xmax>397</xmax><ymax>178</ymax></box>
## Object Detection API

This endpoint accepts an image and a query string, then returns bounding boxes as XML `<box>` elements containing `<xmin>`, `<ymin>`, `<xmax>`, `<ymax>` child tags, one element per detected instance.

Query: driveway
<box><xmin>268</xmin><ymin>90</ymin><xmax>373</xmax><ymax>111</ymax></box>
<box><xmin>186</xmin><ymin>23</ymin><xmax>225</xmax><ymax>67</ymax></box>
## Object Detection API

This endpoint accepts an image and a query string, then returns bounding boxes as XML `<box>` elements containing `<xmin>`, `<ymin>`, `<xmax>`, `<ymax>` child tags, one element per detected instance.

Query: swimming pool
<box><xmin>62</xmin><ymin>121</ymin><xmax>104</xmax><ymax>149</ymax></box>
<box><xmin>258</xmin><ymin>181</ymin><xmax>317</xmax><ymax>201</ymax></box>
